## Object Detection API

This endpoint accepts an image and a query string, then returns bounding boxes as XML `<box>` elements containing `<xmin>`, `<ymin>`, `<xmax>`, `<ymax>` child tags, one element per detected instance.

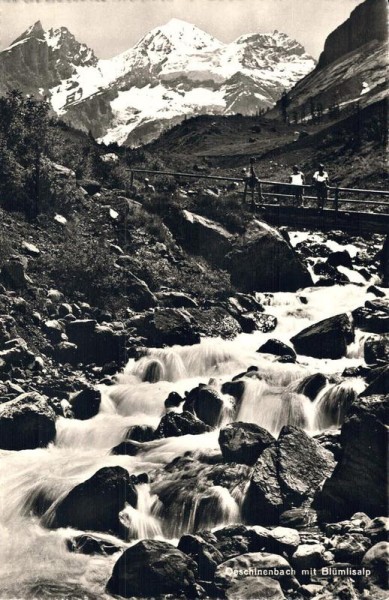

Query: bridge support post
<box><xmin>257</xmin><ymin>180</ymin><xmax>264</xmax><ymax>205</ymax></box>
<box><xmin>243</xmin><ymin>180</ymin><xmax>248</xmax><ymax>205</ymax></box>
<box><xmin>130</xmin><ymin>170</ymin><xmax>134</xmax><ymax>190</ymax></box>
<box><xmin>251</xmin><ymin>184</ymin><xmax>256</xmax><ymax>212</ymax></box>
<box><xmin>334</xmin><ymin>186</ymin><xmax>339</xmax><ymax>212</ymax></box>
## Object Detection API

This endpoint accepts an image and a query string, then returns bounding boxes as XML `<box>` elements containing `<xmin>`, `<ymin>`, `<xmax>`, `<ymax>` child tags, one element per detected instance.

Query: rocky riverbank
<box><xmin>0</xmin><ymin>185</ymin><xmax>388</xmax><ymax>600</ymax></box>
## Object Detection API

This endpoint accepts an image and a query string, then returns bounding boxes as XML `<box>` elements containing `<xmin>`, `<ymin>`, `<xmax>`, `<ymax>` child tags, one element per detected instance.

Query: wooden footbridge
<box><xmin>128</xmin><ymin>168</ymin><xmax>389</xmax><ymax>235</ymax></box>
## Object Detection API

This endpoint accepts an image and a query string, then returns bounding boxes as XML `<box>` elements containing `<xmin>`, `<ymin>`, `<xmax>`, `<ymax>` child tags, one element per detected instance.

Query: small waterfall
<box><xmin>236</xmin><ymin>378</ymin><xmax>316</xmax><ymax>435</ymax></box>
<box><xmin>313</xmin><ymin>378</ymin><xmax>366</xmax><ymax>430</ymax></box>
<box><xmin>218</xmin><ymin>393</ymin><xmax>236</xmax><ymax>426</ymax></box>
<box><xmin>153</xmin><ymin>480</ymin><xmax>240</xmax><ymax>539</ymax></box>
<box><xmin>119</xmin><ymin>484</ymin><xmax>163</xmax><ymax>539</ymax></box>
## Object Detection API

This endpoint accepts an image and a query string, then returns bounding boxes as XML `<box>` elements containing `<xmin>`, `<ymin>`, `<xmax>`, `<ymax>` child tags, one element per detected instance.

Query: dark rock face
<box><xmin>154</xmin><ymin>411</ymin><xmax>210</xmax><ymax>438</ymax></box>
<box><xmin>326</xmin><ymin>250</ymin><xmax>353</xmax><ymax>269</ymax></box>
<box><xmin>219</xmin><ymin>422</ymin><xmax>274</xmax><ymax>465</ymax></box>
<box><xmin>257</xmin><ymin>338</ymin><xmax>296</xmax><ymax>360</ymax></box>
<box><xmin>111</xmin><ymin>440</ymin><xmax>141</xmax><ymax>456</ymax></box>
<box><xmin>1</xmin><ymin>258</ymin><xmax>29</xmax><ymax>289</ymax></box>
<box><xmin>51</xmin><ymin>466</ymin><xmax>137</xmax><ymax>537</ymax></box>
<box><xmin>295</xmin><ymin>373</ymin><xmax>327</xmax><ymax>400</ymax></box>
<box><xmin>360</xmin><ymin>365</ymin><xmax>388</xmax><ymax>396</ymax></box>
<box><xmin>315</xmin><ymin>395</ymin><xmax>388</xmax><ymax>520</ymax></box>
<box><xmin>156</xmin><ymin>290</ymin><xmax>198</xmax><ymax>309</ymax></box>
<box><xmin>364</xmin><ymin>335</ymin><xmax>389</xmax><ymax>366</ymax></box>
<box><xmin>318</xmin><ymin>0</ymin><xmax>387</xmax><ymax>68</ymax></box>
<box><xmin>129</xmin><ymin>308</ymin><xmax>201</xmax><ymax>347</ymax></box>
<box><xmin>186</xmin><ymin>307</ymin><xmax>242</xmax><ymax>340</ymax></box>
<box><xmin>0</xmin><ymin>392</ymin><xmax>56</xmax><ymax>450</ymax></box>
<box><xmin>243</xmin><ymin>446</ymin><xmax>284</xmax><ymax>525</ymax></box>
<box><xmin>76</xmin><ymin>179</ymin><xmax>101</xmax><ymax>195</ymax></box>
<box><xmin>125</xmin><ymin>424</ymin><xmax>155</xmax><ymax>442</ymax></box>
<box><xmin>65</xmin><ymin>319</ymin><xmax>126</xmax><ymax>365</ymax></box>
<box><xmin>352</xmin><ymin>304</ymin><xmax>389</xmax><ymax>334</ymax></box>
<box><xmin>178</xmin><ymin>534</ymin><xmax>223</xmax><ymax>580</ymax></box>
<box><xmin>166</xmin><ymin>209</ymin><xmax>233</xmax><ymax>266</ymax></box>
<box><xmin>123</xmin><ymin>271</ymin><xmax>157</xmax><ymax>311</ymax></box>
<box><xmin>66</xmin><ymin>534</ymin><xmax>121</xmax><ymax>556</ymax></box>
<box><xmin>238</xmin><ymin>312</ymin><xmax>277</xmax><ymax>334</ymax></box>
<box><xmin>106</xmin><ymin>540</ymin><xmax>198</xmax><ymax>598</ymax></box>
<box><xmin>0</xmin><ymin>338</ymin><xmax>35</xmax><ymax>371</ymax></box>
<box><xmin>381</xmin><ymin>234</ymin><xmax>389</xmax><ymax>286</ymax></box>
<box><xmin>365</xmin><ymin>517</ymin><xmax>389</xmax><ymax>544</ymax></box>
<box><xmin>226</xmin><ymin>220</ymin><xmax>312</xmax><ymax>293</ymax></box>
<box><xmin>183</xmin><ymin>385</ymin><xmax>225</xmax><ymax>428</ymax></box>
<box><xmin>1</xmin><ymin>21</ymin><xmax>98</xmax><ymax>96</ymax></box>
<box><xmin>331</xmin><ymin>533</ymin><xmax>372</xmax><ymax>564</ymax></box>
<box><xmin>69</xmin><ymin>386</ymin><xmax>101</xmax><ymax>420</ymax></box>
<box><xmin>166</xmin><ymin>212</ymin><xmax>311</xmax><ymax>293</ymax></box>
<box><xmin>277</xmin><ymin>426</ymin><xmax>336</xmax><ymax>509</ymax></box>
<box><xmin>291</xmin><ymin>313</ymin><xmax>354</xmax><ymax>359</ymax></box>
<box><xmin>244</xmin><ymin>427</ymin><xmax>335</xmax><ymax>525</ymax></box>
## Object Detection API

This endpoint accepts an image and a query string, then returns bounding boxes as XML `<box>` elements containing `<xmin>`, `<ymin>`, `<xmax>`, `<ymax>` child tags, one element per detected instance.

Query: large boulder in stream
<box><xmin>0</xmin><ymin>392</ymin><xmax>56</xmax><ymax>450</ymax></box>
<box><xmin>295</xmin><ymin>373</ymin><xmax>328</xmax><ymax>400</ymax></box>
<box><xmin>183</xmin><ymin>385</ymin><xmax>225</xmax><ymax>427</ymax></box>
<box><xmin>243</xmin><ymin>446</ymin><xmax>284</xmax><ymax>525</ymax></box>
<box><xmin>107</xmin><ymin>539</ymin><xmax>198</xmax><ymax>598</ymax></box>
<box><xmin>219</xmin><ymin>422</ymin><xmax>275</xmax><ymax>465</ymax></box>
<box><xmin>167</xmin><ymin>212</ymin><xmax>311</xmax><ymax>293</ymax></box>
<box><xmin>243</xmin><ymin>427</ymin><xmax>335</xmax><ymax>525</ymax></box>
<box><xmin>364</xmin><ymin>335</ymin><xmax>389</xmax><ymax>366</ymax></box>
<box><xmin>166</xmin><ymin>209</ymin><xmax>233</xmax><ymax>266</ymax></box>
<box><xmin>315</xmin><ymin>395</ymin><xmax>389</xmax><ymax>521</ymax></box>
<box><xmin>69</xmin><ymin>385</ymin><xmax>101</xmax><ymax>420</ymax></box>
<box><xmin>257</xmin><ymin>339</ymin><xmax>296</xmax><ymax>360</ymax></box>
<box><xmin>128</xmin><ymin>308</ymin><xmax>201</xmax><ymax>347</ymax></box>
<box><xmin>225</xmin><ymin>220</ymin><xmax>312</xmax><ymax>293</ymax></box>
<box><xmin>291</xmin><ymin>313</ymin><xmax>354</xmax><ymax>359</ymax></box>
<box><xmin>52</xmin><ymin>466</ymin><xmax>137</xmax><ymax>538</ymax></box>
<box><xmin>154</xmin><ymin>411</ymin><xmax>210</xmax><ymax>438</ymax></box>
<box><xmin>276</xmin><ymin>426</ymin><xmax>336</xmax><ymax>509</ymax></box>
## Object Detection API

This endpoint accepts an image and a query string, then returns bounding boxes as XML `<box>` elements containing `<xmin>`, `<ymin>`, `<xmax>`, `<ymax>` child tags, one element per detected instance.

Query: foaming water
<box><xmin>237</xmin><ymin>378</ymin><xmax>316</xmax><ymax>436</ymax></box>
<box><xmin>313</xmin><ymin>378</ymin><xmax>366</xmax><ymax>430</ymax></box>
<box><xmin>119</xmin><ymin>484</ymin><xmax>163</xmax><ymax>539</ymax></box>
<box><xmin>0</xmin><ymin>279</ymin><xmax>384</xmax><ymax>597</ymax></box>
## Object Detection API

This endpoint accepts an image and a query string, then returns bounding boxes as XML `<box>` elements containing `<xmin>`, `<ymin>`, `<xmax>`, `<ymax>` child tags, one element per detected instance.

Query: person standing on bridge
<box><xmin>313</xmin><ymin>164</ymin><xmax>329</xmax><ymax>212</ymax></box>
<box><xmin>289</xmin><ymin>165</ymin><xmax>305</xmax><ymax>207</ymax></box>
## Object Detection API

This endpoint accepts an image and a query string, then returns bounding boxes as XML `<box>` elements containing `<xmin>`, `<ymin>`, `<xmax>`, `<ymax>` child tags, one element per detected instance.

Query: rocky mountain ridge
<box><xmin>0</xmin><ymin>18</ymin><xmax>315</xmax><ymax>146</ymax></box>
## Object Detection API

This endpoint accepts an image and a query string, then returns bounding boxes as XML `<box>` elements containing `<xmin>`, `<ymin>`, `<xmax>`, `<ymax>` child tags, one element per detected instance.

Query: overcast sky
<box><xmin>0</xmin><ymin>0</ymin><xmax>363</xmax><ymax>59</ymax></box>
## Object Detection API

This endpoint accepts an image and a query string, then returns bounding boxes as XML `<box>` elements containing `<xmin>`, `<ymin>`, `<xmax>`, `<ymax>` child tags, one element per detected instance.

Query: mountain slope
<box><xmin>273</xmin><ymin>0</ymin><xmax>388</xmax><ymax>120</ymax></box>
<box><xmin>0</xmin><ymin>19</ymin><xmax>315</xmax><ymax>146</ymax></box>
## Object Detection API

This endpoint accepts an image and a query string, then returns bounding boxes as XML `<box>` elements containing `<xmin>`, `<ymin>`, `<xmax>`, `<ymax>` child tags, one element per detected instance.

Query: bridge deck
<box><xmin>256</xmin><ymin>205</ymin><xmax>389</xmax><ymax>235</ymax></box>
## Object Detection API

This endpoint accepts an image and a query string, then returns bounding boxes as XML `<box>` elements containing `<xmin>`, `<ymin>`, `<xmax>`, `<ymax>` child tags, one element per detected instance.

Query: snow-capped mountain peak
<box><xmin>135</xmin><ymin>18</ymin><xmax>224</xmax><ymax>53</ymax></box>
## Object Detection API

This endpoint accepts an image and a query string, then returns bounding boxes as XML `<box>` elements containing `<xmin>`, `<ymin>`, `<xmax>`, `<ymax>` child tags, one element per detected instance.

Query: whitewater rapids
<box><xmin>0</xmin><ymin>281</ymin><xmax>380</xmax><ymax>598</ymax></box>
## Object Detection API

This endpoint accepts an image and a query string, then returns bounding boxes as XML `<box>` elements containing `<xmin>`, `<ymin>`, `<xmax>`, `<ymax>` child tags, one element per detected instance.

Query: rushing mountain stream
<box><xmin>0</xmin><ymin>263</ymin><xmax>378</xmax><ymax>599</ymax></box>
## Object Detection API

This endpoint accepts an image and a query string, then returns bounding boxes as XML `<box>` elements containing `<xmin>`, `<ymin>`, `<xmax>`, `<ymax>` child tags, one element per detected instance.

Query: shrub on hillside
<box><xmin>38</xmin><ymin>221</ymin><xmax>125</xmax><ymax>308</ymax></box>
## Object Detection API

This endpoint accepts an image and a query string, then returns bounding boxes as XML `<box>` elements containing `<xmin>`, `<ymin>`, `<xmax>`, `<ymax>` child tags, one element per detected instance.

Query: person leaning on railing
<box><xmin>313</xmin><ymin>164</ymin><xmax>329</xmax><ymax>212</ymax></box>
<box><xmin>289</xmin><ymin>165</ymin><xmax>305</xmax><ymax>207</ymax></box>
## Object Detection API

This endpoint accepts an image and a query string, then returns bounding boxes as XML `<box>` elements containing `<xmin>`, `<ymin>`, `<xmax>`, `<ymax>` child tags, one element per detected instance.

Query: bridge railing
<box><xmin>128</xmin><ymin>168</ymin><xmax>389</xmax><ymax>213</ymax></box>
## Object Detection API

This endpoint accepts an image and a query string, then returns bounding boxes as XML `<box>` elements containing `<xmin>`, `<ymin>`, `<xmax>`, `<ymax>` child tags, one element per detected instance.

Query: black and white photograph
<box><xmin>0</xmin><ymin>0</ymin><xmax>388</xmax><ymax>598</ymax></box>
